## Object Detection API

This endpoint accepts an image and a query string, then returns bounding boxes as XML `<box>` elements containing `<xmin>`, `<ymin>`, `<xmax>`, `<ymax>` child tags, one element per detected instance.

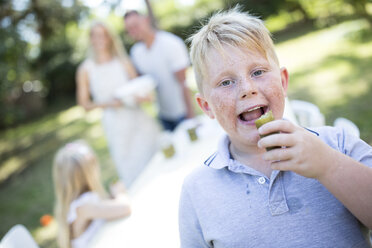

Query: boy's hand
<box><xmin>258</xmin><ymin>119</ymin><xmax>372</xmax><ymax>229</ymax></box>
<box><xmin>257</xmin><ymin>119</ymin><xmax>336</xmax><ymax>179</ymax></box>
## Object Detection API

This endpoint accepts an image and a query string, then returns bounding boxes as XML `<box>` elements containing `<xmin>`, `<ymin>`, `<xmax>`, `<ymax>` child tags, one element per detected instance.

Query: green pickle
<box><xmin>255</xmin><ymin>110</ymin><xmax>279</xmax><ymax>151</ymax></box>
<box><xmin>162</xmin><ymin>144</ymin><xmax>175</xmax><ymax>158</ymax></box>
<box><xmin>187</xmin><ymin>127</ymin><xmax>198</xmax><ymax>142</ymax></box>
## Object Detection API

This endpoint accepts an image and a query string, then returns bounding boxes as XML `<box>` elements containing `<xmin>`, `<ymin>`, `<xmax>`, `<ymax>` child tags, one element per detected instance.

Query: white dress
<box><xmin>83</xmin><ymin>58</ymin><xmax>160</xmax><ymax>187</ymax></box>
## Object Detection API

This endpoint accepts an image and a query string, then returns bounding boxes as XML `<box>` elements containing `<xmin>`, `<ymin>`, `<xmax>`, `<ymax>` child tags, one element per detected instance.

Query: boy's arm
<box><xmin>179</xmin><ymin>185</ymin><xmax>210</xmax><ymax>248</ymax></box>
<box><xmin>316</xmin><ymin>150</ymin><xmax>372</xmax><ymax>229</ymax></box>
<box><xmin>257</xmin><ymin>120</ymin><xmax>372</xmax><ymax>229</ymax></box>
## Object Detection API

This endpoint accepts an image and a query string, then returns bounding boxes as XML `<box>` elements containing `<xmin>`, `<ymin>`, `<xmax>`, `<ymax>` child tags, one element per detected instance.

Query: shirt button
<box><xmin>258</xmin><ymin>177</ymin><xmax>266</xmax><ymax>184</ymax></box>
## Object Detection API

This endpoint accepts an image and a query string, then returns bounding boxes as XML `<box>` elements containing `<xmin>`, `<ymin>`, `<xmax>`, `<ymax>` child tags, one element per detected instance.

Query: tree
<box><xmin>347</xmin><ymin>0</ymin><xmax>372</xmax><ymax>26</ymax></box>
<box><xmin>0</xmin><ymin>0</ymin><xmax>88</xmax><ymax>128</ymax></box>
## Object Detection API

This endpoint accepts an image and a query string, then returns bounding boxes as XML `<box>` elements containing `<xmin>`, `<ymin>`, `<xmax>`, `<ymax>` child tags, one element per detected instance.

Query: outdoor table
<box><xmin>89</xmin><ymin>116</ymin><xmax>225</xmax><ymax>248</ymax></box>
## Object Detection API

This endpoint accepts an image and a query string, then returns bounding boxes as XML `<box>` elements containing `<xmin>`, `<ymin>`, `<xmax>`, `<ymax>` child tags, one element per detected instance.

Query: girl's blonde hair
<box><xmin>188</xmin><ymin>7</ymin><xmax>279</xmax><ymax>94</ymax></box>
<box><xmin>53</xmin><ymin>140</ymin><xmax>106</xmax><ymax>248</ymax></box>
<box><xmin>88</xmin><ymin>21</ymin><xmax>129</xmax><ymax>61</ymax></box>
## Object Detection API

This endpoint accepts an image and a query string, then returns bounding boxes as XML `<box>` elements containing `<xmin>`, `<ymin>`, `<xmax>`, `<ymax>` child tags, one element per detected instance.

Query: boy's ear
<box><xmin>195</xmin><ymin>93</ymin><xmax>215</xmax><ymax>119</ymax></box>
<box><xmin>280</xmin><ymin>67</ymin><xmax>289</xmax><ymax>96</ymax></box>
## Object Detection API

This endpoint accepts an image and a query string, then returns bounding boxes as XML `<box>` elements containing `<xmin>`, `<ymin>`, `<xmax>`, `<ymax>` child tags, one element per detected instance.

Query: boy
<box><xmin>179</xmin><ymin>8</ymin><xmax>372</xmax><ymax>248</ymax></box>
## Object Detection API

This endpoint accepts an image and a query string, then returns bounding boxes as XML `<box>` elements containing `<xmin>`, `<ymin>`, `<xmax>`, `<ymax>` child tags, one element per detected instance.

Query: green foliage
<box><xmin>153</xmin><ymin>0</ymin><xmax>223</xmax><ymax>40</ymax></box>
<box><xmin>0</xmin><ymin>0</ymin><xmax>88</xmax><ymax>129</ymax></box>
<box><xmin>221</xmin><ymin>0</ymin><xmax>370</xmax><ymax>28</ymax></box>
<box><xmin>0</xmin><ymin>104</ymin><xmax>115</xmax><ymax>247</ymax></box>
<box><xmin>275</xmin><ymin>19</ymin><xmax>372</xmax><ymax>143</ymax></box>
<box><xmin>2</xmin><ymin>0</ymin><xmax>371</xmax><ymax>130</ymax></box>
<box><xmin>223</xmin><ymin>0</ymin><xmax>284</xmax><ymax>19</ymax></box>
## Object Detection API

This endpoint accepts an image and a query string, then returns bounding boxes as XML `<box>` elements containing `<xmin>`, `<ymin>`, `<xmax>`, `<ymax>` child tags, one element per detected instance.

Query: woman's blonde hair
<box><xmin>88</xmin><ymin>21</ymin><xmax>129</xmax><ymax>61</ymax></box>
<box><xmin>188</xmin><ymin>7</ymin><xmax>279</xmax><ymax>94</ymax></box>
<box><xmin>53</xmin><ymin>140</ymin><xmax>106</xmax><ymax>248</ymax></box>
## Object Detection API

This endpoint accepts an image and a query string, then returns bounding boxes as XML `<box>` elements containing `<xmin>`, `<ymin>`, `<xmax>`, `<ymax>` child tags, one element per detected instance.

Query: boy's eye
<box><xmin>252</xmin><ymin>70</ymin><xmax>264</xmax><ymax>77</ymax></box>
<box><xmin>220</xmin><ymin>80</ymin><xmax>234</xmax><ymax>87</ymax></box>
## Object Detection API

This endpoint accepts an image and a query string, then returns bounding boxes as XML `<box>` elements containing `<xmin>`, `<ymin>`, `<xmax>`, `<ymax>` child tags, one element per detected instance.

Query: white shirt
<box><xmin>68</xmin><ymin>192</ymin><xmax>104</xmax><ymax>248</ymax></box>
<box><xmin>130</xmin><ymin>31</ymin><xmax>190</xmax><ymax>120</ymax></box>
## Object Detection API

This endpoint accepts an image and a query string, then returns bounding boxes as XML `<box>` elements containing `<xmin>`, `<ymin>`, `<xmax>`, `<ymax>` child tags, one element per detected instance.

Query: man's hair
<box><xmin>124</xmin><ymin>10</ymin><xmax>141</xmax><ymax>19</ymax></box>
<box><xmin>188</xmin><ymin>7</ymin><xmax>279</xmax><ymax>94</ymax></box>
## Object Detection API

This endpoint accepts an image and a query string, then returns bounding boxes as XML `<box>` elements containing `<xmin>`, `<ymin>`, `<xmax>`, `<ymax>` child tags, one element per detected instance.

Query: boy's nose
<box><xmin>239</xmin><ymin>79</ymin><xmax>258</xmax><ymax>99</ymax></box>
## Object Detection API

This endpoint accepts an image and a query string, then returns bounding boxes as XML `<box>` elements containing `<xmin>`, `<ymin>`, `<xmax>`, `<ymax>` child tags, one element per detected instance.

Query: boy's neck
<box><xmin>229</xmin><ymin>143</ymin><xmax>273</xmax><ymax>177</ymax></box>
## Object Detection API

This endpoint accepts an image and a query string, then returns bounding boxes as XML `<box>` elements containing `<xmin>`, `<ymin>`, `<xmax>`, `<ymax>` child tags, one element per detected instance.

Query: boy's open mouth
<box><xmin>238</xmin><ymin>106</ymin><xmax>268</xmax><ymax>122</ymax></box>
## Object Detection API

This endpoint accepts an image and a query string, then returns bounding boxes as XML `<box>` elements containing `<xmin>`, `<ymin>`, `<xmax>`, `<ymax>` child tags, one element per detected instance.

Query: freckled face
<box><xmin>196</xmin><ymin>45</ymin><xmax>288</xmax><ymax>149</ymax></box>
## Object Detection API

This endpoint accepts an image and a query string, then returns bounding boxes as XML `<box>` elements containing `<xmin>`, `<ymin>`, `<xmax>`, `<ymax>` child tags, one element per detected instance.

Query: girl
<box><xmin>53</xmin><ymin>140</ymin><xmax>131</xmax><ymax>248</ymax></box>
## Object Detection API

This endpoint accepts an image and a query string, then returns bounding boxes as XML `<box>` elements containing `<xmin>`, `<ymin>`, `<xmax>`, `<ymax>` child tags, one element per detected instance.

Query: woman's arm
<box><xmin>122</xmin><ymin>58</ymin><xmax>138</xmax><ymax>80</ymax></box>
<box><xmin>76</xmin><ymin>65</ymin><xmax>122</xmax><ymax>111</ymax></box>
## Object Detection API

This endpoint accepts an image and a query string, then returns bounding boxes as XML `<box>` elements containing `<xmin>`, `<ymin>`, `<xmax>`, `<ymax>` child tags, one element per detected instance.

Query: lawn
<box><xmin>0</xmin><ymin>106</ymin><xmax>117</xmax><ymax>247</ymax></box>
<box><xmin>0</xmin><ymin>18</ymin><xmax>371</xmax><ymax>247</ymax></box>
<box><xmin>275</xmin><ymin>19</ymin><xmax>372</xmax><ymax>144</ymax></box>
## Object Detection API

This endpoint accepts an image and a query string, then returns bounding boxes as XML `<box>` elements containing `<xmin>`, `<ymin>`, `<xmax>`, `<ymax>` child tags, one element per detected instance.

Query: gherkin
<box><xmin>255</xmin><ymin>110</ymin><xmax>275</xmax><ymax>129</ymax></box>
<box><xmin>255</xmin><ymin>110</ymin><xmax>279</xmax><ymax>151</ymax></box>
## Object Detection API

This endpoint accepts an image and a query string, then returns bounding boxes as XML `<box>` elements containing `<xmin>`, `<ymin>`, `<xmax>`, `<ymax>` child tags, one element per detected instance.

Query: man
<box><xmin>124</xmin><ymin>10</ymin><xmax>195</xmax><ymax>131</ymax></box>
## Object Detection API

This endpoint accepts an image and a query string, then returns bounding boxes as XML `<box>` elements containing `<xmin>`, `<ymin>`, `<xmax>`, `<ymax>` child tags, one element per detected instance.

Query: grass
<box><xmin>0</xmin><ymin>106</ymin><xmax>117</xmax><ymax>247</ymax></box>
<box><xmin>275</xmin><ymin>19</ymin><xmax>372</xmax><ymax>144</ymax></box>
<box><xmin>0</xmin><ymin>18</ymin><xmax>372</xmax><ymax>247</ymax></box>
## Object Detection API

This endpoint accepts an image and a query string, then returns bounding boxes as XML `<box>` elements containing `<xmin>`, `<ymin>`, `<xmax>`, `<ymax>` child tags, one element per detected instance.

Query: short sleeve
<box><xmin>179</xmin><ymin>183</ymin><xmax>210</xmax><ymax>248</ymax></box>
<box><xmin>163</xmin><ymin>33</ymin><xmax>190</xmax><ymax>72</ymax></box>
<box><xmin>67</xmin><ymin>192</ymin><xmax>100</xmax><ymax>224</ymax></box>
<box><xmin>316</xmin><ymin>126</ymin><xmax>372</xmax><ymax>168</ymax></box>
<box><xmin>339</xmin><ymin>128</ymin><xmax>372</xmax><ymax>168</ymax></box>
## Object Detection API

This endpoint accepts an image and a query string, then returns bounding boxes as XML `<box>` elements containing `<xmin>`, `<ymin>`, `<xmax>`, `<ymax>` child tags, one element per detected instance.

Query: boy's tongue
<box><xmin>241</xmin><ymin>108</ymin><xmax>262</xmax><ymax>122</ymax></box>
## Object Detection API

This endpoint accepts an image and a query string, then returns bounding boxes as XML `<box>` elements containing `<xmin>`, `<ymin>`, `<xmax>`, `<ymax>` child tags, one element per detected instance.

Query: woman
<box><xmin>76</xmin><ymin>22</ymin><xmax>160</xmax><ymax>187</ymax></box>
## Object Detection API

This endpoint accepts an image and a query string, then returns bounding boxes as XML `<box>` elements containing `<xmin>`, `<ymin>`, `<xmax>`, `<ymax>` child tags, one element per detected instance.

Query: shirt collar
<box><xmin>204</xmin><ymin>134</ymin><xmax>232</xmax><ymax>169</ymax></box>
<box><xmin>204</xmin><ymin>134</ymin><xmax>279</xmax><ymax>177</ymax></box>
<box><xmin>205</xmin><ymin>127</ymin><xmax>320</xmax><ymax>170</ymax></box>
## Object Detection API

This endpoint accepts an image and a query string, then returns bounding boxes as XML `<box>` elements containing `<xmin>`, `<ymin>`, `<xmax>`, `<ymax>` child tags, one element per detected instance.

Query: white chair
<box><xmin>333</xmin><ymin>117</ymin><xmax>360</xmax><ymax>138</ymax></box>
<box><xmin>283</xmin><ymin>97</ymin><xmax>299</xmax><ymax>125</ymax></box>
<box><xmin>290</xmin><ymin>100</ymin><xmax>325</xmax><ymax>127</ymax></box>
<box><xmin>0</xmin><ymin>224</ymin><xmax>39</xmax><ymax>248</ymax></box>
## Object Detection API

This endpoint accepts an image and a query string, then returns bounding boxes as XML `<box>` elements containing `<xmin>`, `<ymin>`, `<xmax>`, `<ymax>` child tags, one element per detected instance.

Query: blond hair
<box><xmin>188</xmin><ymin>7</ymin><xmax>279</xmax><ymax>94</ymax></box>
<box><xmin>53</xmin><ymin>140</ymin><xmax>106</xmax><ymax>248</ymax></box>
<box><xmin>88</xmin><ymin>21</ymin><xmax>129</xmax><ymax>61</ymax></box>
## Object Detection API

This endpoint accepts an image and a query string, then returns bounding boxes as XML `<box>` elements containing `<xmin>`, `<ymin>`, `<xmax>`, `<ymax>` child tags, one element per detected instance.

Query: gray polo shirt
<box><xmin>179</xmin><ymin>126</ymin><xmax>372</xmax><ymax>248</ymax></box>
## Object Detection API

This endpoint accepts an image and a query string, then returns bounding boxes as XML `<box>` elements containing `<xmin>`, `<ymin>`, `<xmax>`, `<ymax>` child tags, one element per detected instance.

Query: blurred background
<box><xmin>1</xmin><ymin>0</ymin><xmax>371</xmax><ymax>247</ymax></box>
